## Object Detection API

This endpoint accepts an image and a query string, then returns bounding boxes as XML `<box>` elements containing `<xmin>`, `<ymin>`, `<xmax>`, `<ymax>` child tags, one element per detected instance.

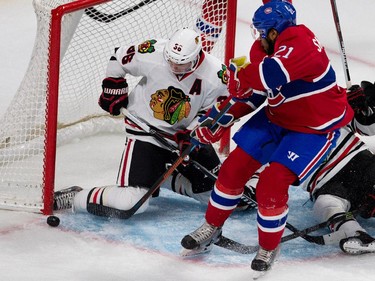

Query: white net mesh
<box><xmin>0</xmin><ymin>0</ymin><xmax>229</xmax><ymax>212</ymax></box>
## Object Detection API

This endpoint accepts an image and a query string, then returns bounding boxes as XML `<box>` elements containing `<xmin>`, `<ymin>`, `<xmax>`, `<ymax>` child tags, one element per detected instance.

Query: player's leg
<box><xmin>313</xmin><ymin>149</ymin><xmax>375</xmax><ymax>254</ymax></box>
<box><xmin>73</xmin><ymin>138</ymin><xmax>172</xmax><ymax>215</ymax></box>
<box><xmin>252</xmin><ymin>129</ymin><xmax>339</xmax><ymax>272</ymax></box>
<box><xmin>181</xmin><ymin>109</ymin><xmax>274</xmax><ymax>254</ymax></box>
<box><xmin>166</xmin><ymin>143</ymin><xmax>221</xmax><ymax>204</ymax></box>
<box><xmin>180</xmin><ymin>146</ymin><xmax>262</xmax><ymax>255</ymax></box>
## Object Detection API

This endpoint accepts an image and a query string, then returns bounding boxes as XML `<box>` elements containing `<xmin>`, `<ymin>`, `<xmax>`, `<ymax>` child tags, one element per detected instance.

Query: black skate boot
<box><xmin>340</xmin><ymin>231</ymin><xmax>375</xmax><ymax>255</ymax></box>
<box><xmin>237</xmin><ymin>185</ymin><xmax>257</xmax><ymax>211</ymax></box>
<box><xmin>251</xmin><ymin>246</ymin><xmax>280</xmax><ymax>279</ymax></box>
<box><xmin>180</xmin><ymin>221</ymin><xmax>222</xmax><ymax>256</ymax></box>
<box><xmin>53</xmin><ymin>186</ymin><xmax>83</xmax><ymax>210</ymax></box>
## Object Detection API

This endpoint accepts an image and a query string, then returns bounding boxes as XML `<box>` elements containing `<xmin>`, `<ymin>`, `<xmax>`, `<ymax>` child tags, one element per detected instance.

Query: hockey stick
<box><xmin>214</xmin><ymin>211</ymin><xmax>358</xmax><ymax>254</ymax></box>
<box><xmin>85</xmin><ymin>0</ymin><xmax>159</xmax><ymax>23</ymax></box>
<box><xmin>120</xmin><ymin>108</ymin><xmax>218</xmax><ymax>181</ymax></box>
<box><xmin>285</xmin><ymin>210</ymin><xmax>359</xmax><ymax>245</ymax></box>
<box><xmin>87</xmin><ymin>99</ymin><xmax>236</xmax><ymax>219</ymax></box>
<box><xmin>330</xmin><ymin>0</ymin><xmax>352</xmax><ymax>88</ymax></box>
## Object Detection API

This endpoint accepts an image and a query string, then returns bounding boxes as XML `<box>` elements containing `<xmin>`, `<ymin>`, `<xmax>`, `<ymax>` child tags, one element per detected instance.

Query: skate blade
<box><xmin>252</xmin><ymin>270</ymin><xmax>267</xmax><ymax>280</ymax></box>
<box><xmin>180</xmin><ymin>244</ymin><xmax>213</xmax><ymax>257</ymax></box>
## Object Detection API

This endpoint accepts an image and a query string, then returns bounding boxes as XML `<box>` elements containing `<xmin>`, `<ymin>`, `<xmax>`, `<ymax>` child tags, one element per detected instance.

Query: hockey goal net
<box><xmin>0</xmin><ymin>0</ymin><xmax>236</xmax><ymax>214</ymax></box>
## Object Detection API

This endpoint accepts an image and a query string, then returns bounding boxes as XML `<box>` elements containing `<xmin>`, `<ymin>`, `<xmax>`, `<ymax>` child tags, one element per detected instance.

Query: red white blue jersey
<box><xmin>239</xmin><ymin>24</ymin><xmax>354</xmax><ymax>134</ymax></box>
<box><xmin>248</xmin><ymin>118</ymin><xmax>375</xmax><ymax>196</ymax></box>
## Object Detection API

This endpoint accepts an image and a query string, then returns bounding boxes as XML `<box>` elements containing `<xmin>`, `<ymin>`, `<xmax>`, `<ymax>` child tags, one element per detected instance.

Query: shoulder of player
<box><xmin>278</xmin><ymin>24</ymin><xmax>318</xmax><ymax>47</ymax></box>
<box><xmin>195</xmin><ymin>54</ymin><xmax>227</xmax><ymax>86</ymax></box>
<box><xmin>131</xmin><ymin>38</ymin><xmax>166</xmax><ymax>65</ymax></box>
<box><xmin>198</xmin><ymin>53</ymin><xmax>227</xmax><ymax>75</ymax></box>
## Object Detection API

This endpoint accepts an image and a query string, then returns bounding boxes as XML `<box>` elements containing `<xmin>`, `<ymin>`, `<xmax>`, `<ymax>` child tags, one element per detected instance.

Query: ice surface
<box><xmin>0</xmin><ymin>1</ymin><xmax>374</xmax><ymax>280</ymax></box>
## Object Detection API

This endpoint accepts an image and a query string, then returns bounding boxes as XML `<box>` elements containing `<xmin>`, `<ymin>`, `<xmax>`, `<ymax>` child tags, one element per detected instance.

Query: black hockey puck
<box><xmin>47</xmin><ymin>215</ymin><xmax>60</xmax><ymax>227</ymax></box>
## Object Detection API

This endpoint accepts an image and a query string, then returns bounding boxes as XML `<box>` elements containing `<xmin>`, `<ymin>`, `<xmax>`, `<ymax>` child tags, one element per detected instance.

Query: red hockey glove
<box><xmin>99</xmin><ymin>77</ymin><xmax>129</xmax><ymax>116</ymax></box>
<box><xmin>227</xmin><ymin>56</ymin><xmax>253</xmax><ymax>99</ymax></box>
<box><xmin>347</xmin><ymin>84</ymin><xmax>366</xmax><ymax>113</ymax></box>
<box><xmin>173</xmin><ymin>129</ymin><xmax>193</xmax><ymax>165</ymax></box>
<box><xmin>193</xmin><ymin>102</ymin><xmax>235</xmax><ymax>144</ymax></box>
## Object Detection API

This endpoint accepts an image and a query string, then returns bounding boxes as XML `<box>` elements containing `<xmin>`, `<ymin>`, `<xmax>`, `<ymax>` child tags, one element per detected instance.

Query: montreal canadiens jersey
<box><xmin>105</xmin><ymin>38</ymin><xmax>228</xmax><ymax>145</ymax></box>
<box><xmin>241</xmin><ymin>24</ymin><xmax>354</xmax><ymax>134</ymax></box>
<box><xmin>249</xmin><ymin>116</ymin><xmax>375</xmax><ymax>197</ymax></box>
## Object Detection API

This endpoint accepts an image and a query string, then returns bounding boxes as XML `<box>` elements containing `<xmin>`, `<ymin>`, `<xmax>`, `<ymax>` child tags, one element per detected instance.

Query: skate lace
<box><xmin>55</xmin><ymin>193</ymin><xmax>74</xmax><ymax>209</ymax></box>
<box><xmin>190</xmin><ymin>222</ymin><xmax>220</xmax><ymax>243</ymax></box>
<box><xmin>255</xmin><ymin>247</ymin><xmax>277</xmax><ymax>262</ymax></box>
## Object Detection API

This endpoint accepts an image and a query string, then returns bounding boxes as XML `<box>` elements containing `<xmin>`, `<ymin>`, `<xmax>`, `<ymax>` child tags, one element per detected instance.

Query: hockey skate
<box><xmin>251</xmin><ymin>246</ymin><xmax>280</xmax><ymax>279</ymax></box>
<box><xmin>53</xmin><ymin>186</ymin><xmax>83</xmax><ymax>210</ymax></box>
<box><xmin>180</xmin><ymin>221</ymin><xmax>222</xmax><ymax>256</ymax></box>
<box><xmin>339</xmin><ymin>231</ymin><xmax>375</xmax><ymax>255</ymax></box>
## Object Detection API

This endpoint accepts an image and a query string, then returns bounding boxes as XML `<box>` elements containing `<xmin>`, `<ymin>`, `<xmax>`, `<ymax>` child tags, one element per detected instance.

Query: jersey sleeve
<box><xmin>105</xmin><ymin>39</ymin><xmax>166</xmax><ymax>78</ymax></box>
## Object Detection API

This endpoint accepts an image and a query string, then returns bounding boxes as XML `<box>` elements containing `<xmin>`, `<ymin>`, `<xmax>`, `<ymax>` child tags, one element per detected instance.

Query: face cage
<box><xmin>166</xmin><ymin>55</ymin><xmax>199</xmax><ymax>75</ymax></box>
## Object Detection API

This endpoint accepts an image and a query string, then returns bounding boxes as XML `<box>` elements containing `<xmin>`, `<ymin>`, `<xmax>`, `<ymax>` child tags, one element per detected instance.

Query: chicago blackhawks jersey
<box><xmin>105</xmin><ymin>38</ymin><xmax>228</xmax><ymax>145</ymax></box>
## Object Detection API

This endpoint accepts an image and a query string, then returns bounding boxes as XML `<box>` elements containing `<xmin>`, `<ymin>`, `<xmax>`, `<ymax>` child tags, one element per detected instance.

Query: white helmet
<box><xmin>164</xmin><ymin>28</ymin><xmax>202</xmax><ymax>74</ymax></box>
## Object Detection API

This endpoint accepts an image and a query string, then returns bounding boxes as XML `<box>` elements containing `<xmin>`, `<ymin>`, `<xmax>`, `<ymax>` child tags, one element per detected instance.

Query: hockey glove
<box><xmin>173</xmin><ymin>129</ymin><xmax>195</xmax><ymax>165</ymax></box>
<box><xmin>361</xmin><ymin>80</ymin><xmax>375</xmax><ymax>113</ymax></box>
<box><xmin>347</xmin><ymin>84</ymin><xmax>366</xmax><ymax>113</ymax></box>
<box><xmin>227</xmin><ymin>56</ymin><xmax>253</xmax><ymax>99</ymax></box>
<box><xmin>99</xmin><ymin>77</ymin><xmax>129</xmax><ymax>116</ymax></box>
<box><xmin>193</xmin><ymin>102</ymin><xmax>235</xmax><ymax>144</ymax></box>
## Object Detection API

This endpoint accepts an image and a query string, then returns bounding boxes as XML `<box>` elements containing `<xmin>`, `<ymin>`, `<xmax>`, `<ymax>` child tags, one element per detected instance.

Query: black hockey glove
<box><xmin>347</xmin><ymin>84</ymin><xmax>366</xmax><ymax>113</ymax></box>
<box><xmin>361</xmin><ymin>80</ymin><xmax>375</xmax><ymax>112</ymax></box>
<box><xmin>99</xmin><ymin>77</ymin><xmax>129</xmax><ymax>116</ymax></box>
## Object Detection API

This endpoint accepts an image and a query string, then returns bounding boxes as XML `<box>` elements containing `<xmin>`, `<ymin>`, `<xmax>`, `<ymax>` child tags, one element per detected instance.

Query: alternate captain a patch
<box><xmin>138</xmin><ymin>39</ymin><xmax>157</xmax><ymax>54</ymax></box>
<box><xmin>149</xmin><ymin>86</ymin><xmax>191</xmax><ymax>125</ymax></box>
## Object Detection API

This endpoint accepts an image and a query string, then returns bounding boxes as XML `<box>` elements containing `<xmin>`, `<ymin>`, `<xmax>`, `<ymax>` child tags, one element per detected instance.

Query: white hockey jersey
<box><xmin>105</xmin><ymin>38</ymin><xmax>228</xmax><ymax>145</ymax></box>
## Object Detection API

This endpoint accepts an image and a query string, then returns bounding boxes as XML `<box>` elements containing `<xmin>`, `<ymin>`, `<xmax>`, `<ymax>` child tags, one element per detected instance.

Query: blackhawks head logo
<box><xmin>149</xmin><ymin>86</ymin><xmax>191</xmax><ymax>125</ymax></box>
<box><xmin>217</xmin><ymin>64</ymin><xmax>228</xmax><ymax>85</ymax></box>
<box><xmin>138</xmin><ymin>39</ymin><xmax>157</xmax><ymax>54</ymax></box>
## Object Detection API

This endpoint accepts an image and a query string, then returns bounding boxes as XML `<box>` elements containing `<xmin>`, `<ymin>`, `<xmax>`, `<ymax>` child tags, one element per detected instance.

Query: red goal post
<box><xmin>0</xmin><ymin>0</ymin><xmax>236</xmax><ymax>215</ymax></box>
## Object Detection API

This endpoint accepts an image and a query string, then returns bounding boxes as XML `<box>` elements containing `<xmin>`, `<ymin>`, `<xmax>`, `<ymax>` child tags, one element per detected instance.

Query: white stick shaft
<box><xmin>330</xmin><ymin>0</ymin><xmax>352</xmax><ymax>88</ymax></box>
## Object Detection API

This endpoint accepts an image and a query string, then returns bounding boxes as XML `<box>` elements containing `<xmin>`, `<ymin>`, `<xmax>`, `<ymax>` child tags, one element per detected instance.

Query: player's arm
<box><xmin>193</xmin><ymin>94</ymin><xmax>264</xmax><ymax>144</ymax></box>
<box><xmin>348</xmin><ymin>81</ymin><xmax>375</xmax><ymax>136</ymax></box>
<box><xmin>98</xmin><ymin>46</ymin><xmax>135</xmax><ymax>116</ymax></box>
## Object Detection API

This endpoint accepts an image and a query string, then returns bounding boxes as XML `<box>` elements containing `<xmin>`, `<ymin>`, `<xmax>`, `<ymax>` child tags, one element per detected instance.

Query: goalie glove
<box><xmin>192</xmin><ymin>102</ymin><xmax>235</xmax><ymax>145</ymax></box>
<box><xmin>227</xmin><ymin>56</ymin><xmax>253</xmax><ymax>99</ymax></box>
<box><xmin>99</xmin><ymin>77</ymin><xmax>129</xmax><ymax>116</ymax></box>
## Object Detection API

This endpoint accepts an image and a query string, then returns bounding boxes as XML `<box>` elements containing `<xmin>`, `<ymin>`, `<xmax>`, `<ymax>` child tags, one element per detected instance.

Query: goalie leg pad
<box><xmin>73</xmin><ymin>185</ymin><xmax>149</xmax><ymax>215</ymax></box>
<box><xmin>313</xmin><ymin>194</ymin><xmax>350</xmax><ymax>224</ymax></box>
<box><xmin>170</xmin><ymin>172</ymin><xmax>211</xmax><ymax>205</ymax></box>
